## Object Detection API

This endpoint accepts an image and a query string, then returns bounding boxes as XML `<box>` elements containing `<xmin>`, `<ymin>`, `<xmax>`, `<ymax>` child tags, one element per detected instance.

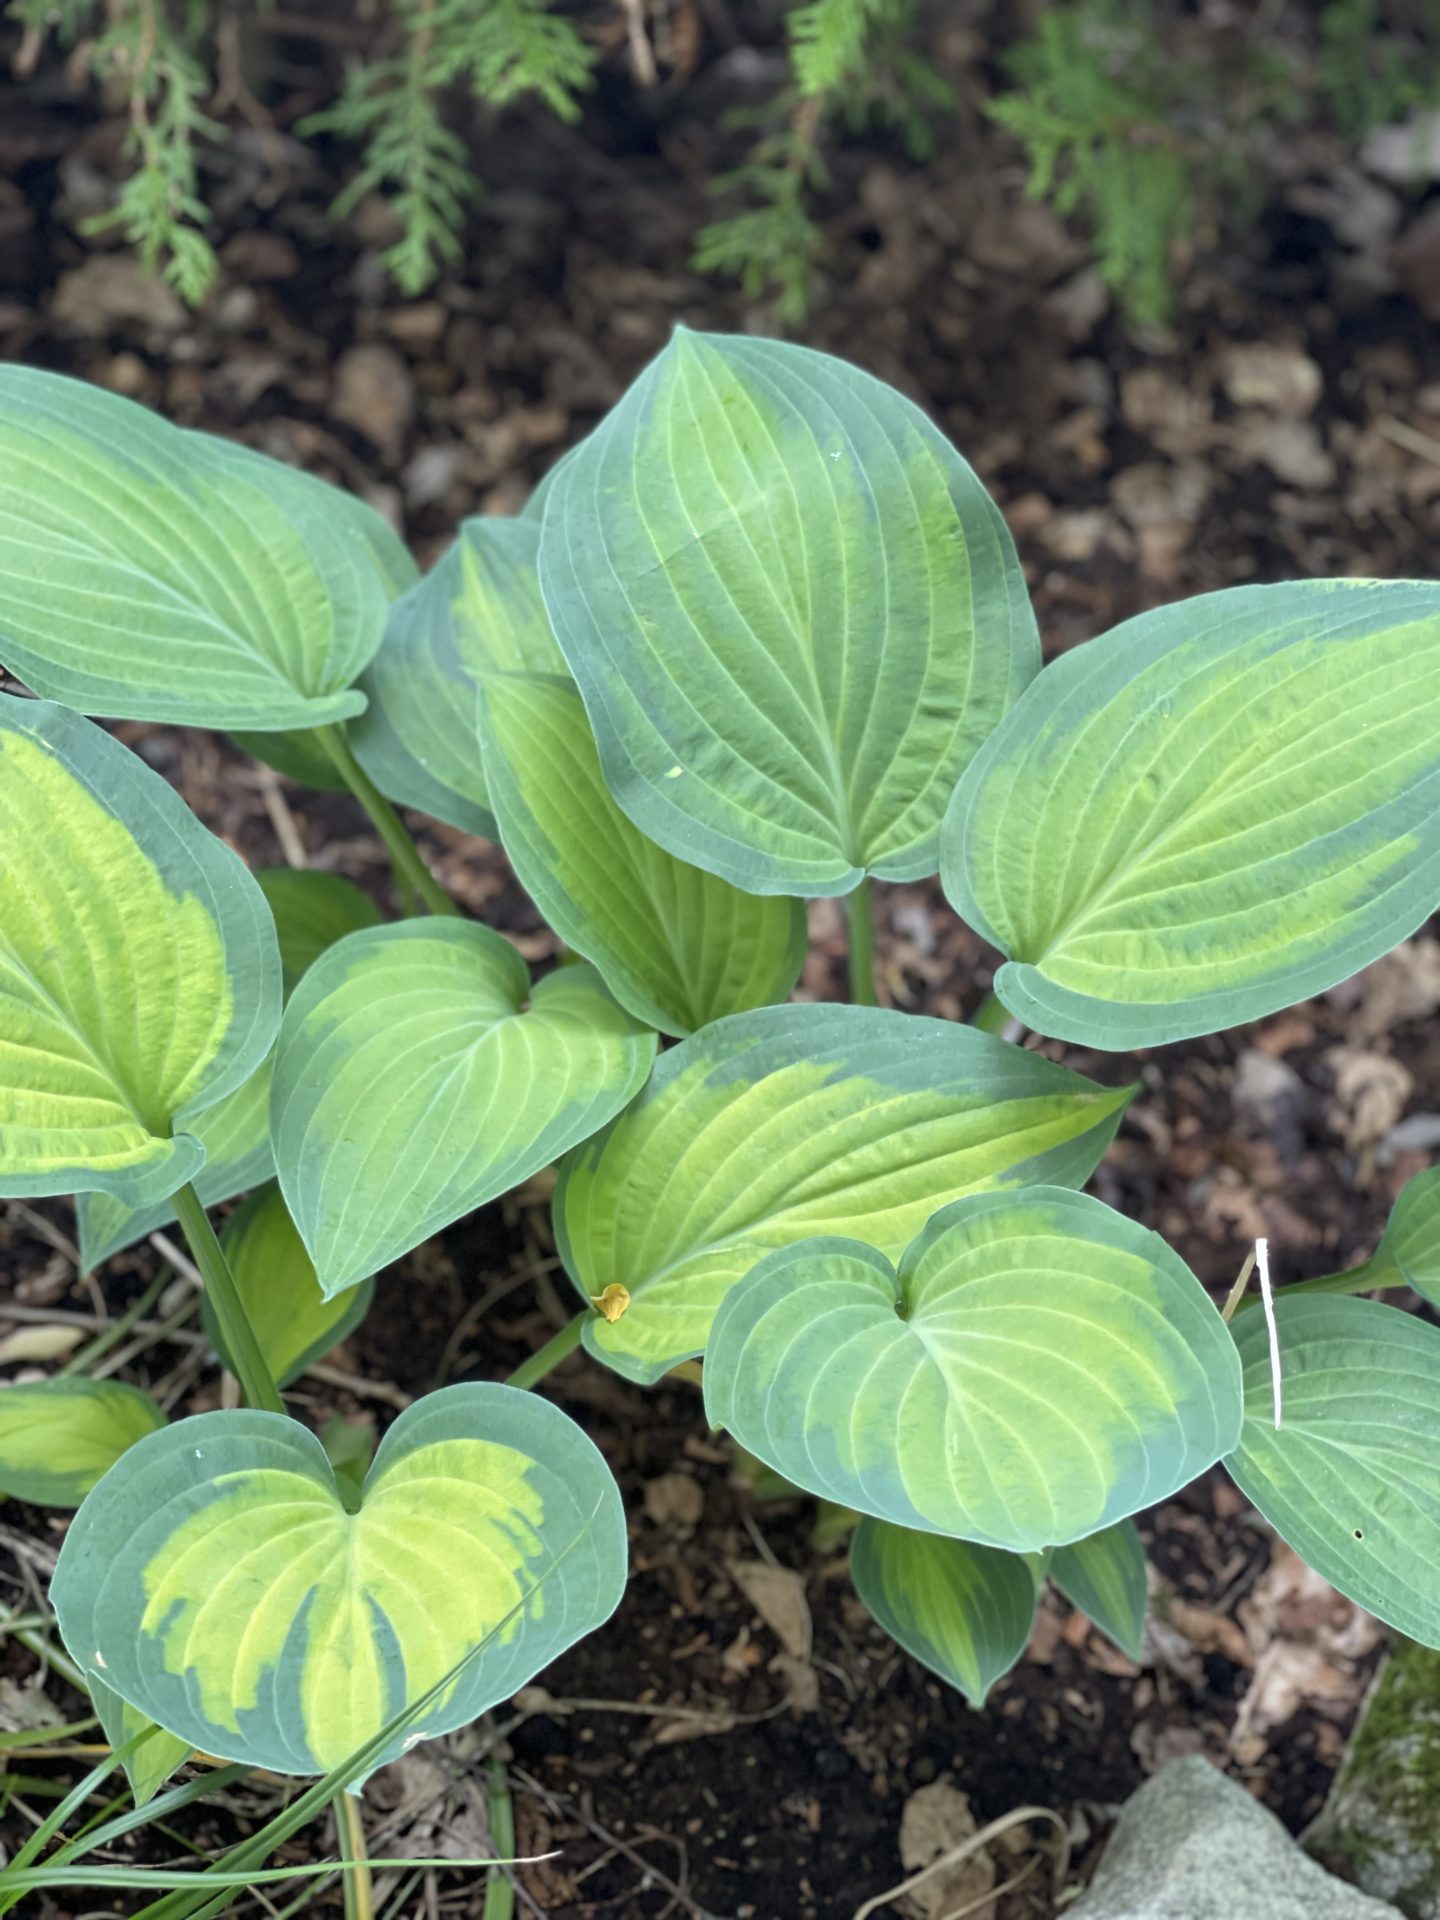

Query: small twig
<box><xmin>1376</xmin><ymin>414</ymin><xmax>1440</xmax><ymax>468</ymax></box>
<box><xmin>850</xmin><ymin>1805</ymin><xmax>1069</xmax><ymax>1920</ymax></box>
<box><xmin>1219</xmin><ymin>1247</ymin><xmax>1257</xmax><ymax>1324</ymax></box>
<box><xmin>4</xmin><ymin>1200</ymin><xmax>81</xmax><ymax>1267</ymax></box>
<box><xmin>254</xmin><ymin>762</ymin><xmax>309</xmax><ymax>869</ymax></box>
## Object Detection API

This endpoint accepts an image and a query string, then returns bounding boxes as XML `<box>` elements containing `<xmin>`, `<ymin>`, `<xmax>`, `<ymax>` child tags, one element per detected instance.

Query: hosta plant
<box><xmin>1</xmin><ymin>332</ymin><xmax>1439</xmax><ymax>1898</ymax></box>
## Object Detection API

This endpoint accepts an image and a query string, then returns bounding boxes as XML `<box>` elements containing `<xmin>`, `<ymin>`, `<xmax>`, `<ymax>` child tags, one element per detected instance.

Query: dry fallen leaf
<box><xmin>644</xmin><ymin>1471</ymin><xmax>705</xmax><ymax>1529</ymax></box>
<box><xmin>1326</xmin><ymin>1047</ymin><xmax>1414</xmax><ymax>1151</ymax></box>
<box><xmin>898</xmin><ymin>1778</ymin><xmax>996</xmax><ymax>1920</ymax></box>
<box><xmin>728</xmin><ymin>1560</ymin><xmax>813</xmax><ymax>1661</ymax></box>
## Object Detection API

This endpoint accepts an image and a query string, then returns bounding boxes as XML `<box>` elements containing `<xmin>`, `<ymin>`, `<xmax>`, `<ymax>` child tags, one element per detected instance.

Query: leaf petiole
<box><xmin>314</xmin><ymin>725</ymin><xmax>458</xmax><ymax>918</ymax></box>
<box><xmin>171</xmin><ymin>1185</ymin><xmax>285</xmax><ymax>1415</ymax></box>
<box><xmin>845</xmin><ymin>877</ymin><xmax>877</xmax><ymax>1006</ymax></box>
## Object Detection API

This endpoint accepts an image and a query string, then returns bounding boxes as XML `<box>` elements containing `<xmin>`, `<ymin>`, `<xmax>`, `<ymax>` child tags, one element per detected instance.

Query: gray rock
<box><xmin>1070</xmin><ymin>1756</ymin><xmax>1403</xmax><ymax>1920</ymax></box>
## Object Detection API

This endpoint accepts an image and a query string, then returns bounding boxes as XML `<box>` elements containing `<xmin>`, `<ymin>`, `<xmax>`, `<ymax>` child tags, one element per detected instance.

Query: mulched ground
<box><xmin>3</xmin><ymin>4</ymin><xmax>1440</xmax><ymax>1914</ymax></box>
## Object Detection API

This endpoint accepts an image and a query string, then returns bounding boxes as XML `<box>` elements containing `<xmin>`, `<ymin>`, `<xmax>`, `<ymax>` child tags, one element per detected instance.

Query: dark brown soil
<box><xmin>3</xmin><ymin>5</ymin><xmax>1439</xmax><ymax>1914</ymax></box>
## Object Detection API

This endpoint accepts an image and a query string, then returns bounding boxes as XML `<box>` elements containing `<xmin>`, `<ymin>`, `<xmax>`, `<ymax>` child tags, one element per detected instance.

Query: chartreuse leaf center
<box><xmin>0</xmin><ymin>697</ymin><xmax>279</xmax><ymax>1209</ymax></box>
<box><xmin>52</xmin><ymin>1385</ymin><xmax>627</xmax><ymax>1777</ymax></box>
<box><xmin>704</xmin><ymin>1187</ymin><xmax>1243</xmax><ymax>1553</ymax></box>
<box><xmin>557</xmin><ymin>1002</ymin><xmax>1133</xmax><ymax>1387</ymax></box>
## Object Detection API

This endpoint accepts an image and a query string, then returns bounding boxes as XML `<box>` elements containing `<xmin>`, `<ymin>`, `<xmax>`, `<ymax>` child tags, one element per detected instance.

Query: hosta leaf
<box><xmin>0</xmin><ymin>1379</ymin><xmax>166</xmax><ymax>1507</ymax></box>
<box><xmin>1316</xmin><ymin>1166</ymin><xmax>1440</xmax><ymax>1306</ymax></box>
<box><xmin>255</xmin><ymin>869</ymin><xmax>384</xmax><ymax>995</ymax></box>
<box><xmin>273</xmin><ymin>921</ymin><xmax>655</xmax><ymax>1295</ymax></box>
<box><xmin>91</xmin><ymin>1682</ymin><xmax>192</xmax><ymax>1808</ymax></box>
<box><xmin>705</xmin><ymin>1188</ymin><xmax>1242</xmax><ymax>1552</ymax></box>
<box><xmin>232</xmin><ymin>727</ymin><xmax>348</xmax><ymax>792</ymax></box>
<box><xmin>0</xmin><ymin>366</ymin><xmax>416</xmax><ymax>730</ymax></box>
<box><xmin>205</xmin><ymin>1185</ymin><xmax>374</xmax><ymax>1389</ymax></box>
<box><xmin>53</xmin><ymin>1384</ymin><xmax>627</xmax><ymax>1776</ymax></box>
<box><xmin>942</xmin><ymin>580</ymin><xmax>1440</xmax><ymax>1048</ymax></box>
<box><xmin>75</xmin><ymin>872</ymin><xmax>378</xmax><ymax>1268</ymax></box>
<box><xmin>350</xmin><ymin>519</ymin><xmax>565</xmax><ymax>835</ymax></box>
<box><xmin>1050</xmin><ymin>1519</ymin><xmax>1149</xmax><ymax>1659</ymax></box>
<box><xmin>850</xmin><ymin>1518</ymin><xmax>1036</xmax><ymax>1705</ymax></box>
<box><xmin>557</xmin><ymin>1004</ymin><xmax>1133</xmax><ymax>1386</ymax></box>
<box><xmin>76</xmin><ymin>1062</ymin><xmax>274</xmax><ymax>1272</ymax></box>
<box><xmin>479</xmin><ymin>672</ymin><xmax>807</xmax><ymax>1035</ymax></box>
<box><xmin>1225</xmin><ymin>1295</ymin><xmax>1440</xmax><ymax>1646</ymax></box>
<box><xmin>0</xmin><ymin>698</ymin><xmax>280</xmax><ymax>1206</ymax></box>
<box><xmin>538</xmin><ymin>328</ymin><xmax>1038</xmax><ymax>896</ymax></box>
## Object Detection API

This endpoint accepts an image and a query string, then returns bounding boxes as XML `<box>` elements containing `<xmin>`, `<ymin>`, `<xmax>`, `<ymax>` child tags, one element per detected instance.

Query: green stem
<box><xmin>336</xmin><ymin>1792</ymin><xmax>373</xmax><ymax>1920</ymax></box>
<box><xmin>846</xmin><ymin>879</ymin><xmax>877</xmax><ymax>1006</ymax></box>
<box><xmin>59</xmin><ymin>1269</ymin><xmax>169</xmax><ymax>1378</ymax></box>
<box><xmin>969</xmin><ymin>989</ymin><xmax>1011</xmax><ymax>1035</ymax></box>
<box><xmin>1235</xmin><ymin>1262</ymin><xmax>1397</xmax><ymax>1312</ymax></box>
<box><xmin>482</xmin><ymin>1757</ymin><xmax>516</xmax><ymax>1920</ymax></box>
<box><xmin>171</xmin><ymin>1185</ymin><xmax>284</xmax><ymax>1415</ymax></box>
<box><xmin>506</xmin><ymin>1313</ymin><xmax>585</xmax><ymax>1391</ymax></box>
<box><xmin>315</xmin><ymin>725</ymin><xmax>458</xmax><ymax>918</ymax></box>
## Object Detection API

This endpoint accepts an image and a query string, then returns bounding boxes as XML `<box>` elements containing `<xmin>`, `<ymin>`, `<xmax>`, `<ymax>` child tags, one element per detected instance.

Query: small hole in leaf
<box><xmin>1354</xmin><ymin>1529</ymin><xmax>1364</xmax><ymax>1540</ymax></box>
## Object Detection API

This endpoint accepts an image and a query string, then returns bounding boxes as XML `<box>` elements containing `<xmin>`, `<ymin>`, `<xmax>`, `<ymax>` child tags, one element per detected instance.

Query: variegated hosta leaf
<box><xmin>479</xmin><ymin>672</ymin><xmax>807</xmax><ymax>1035</ymax></box>
<box><xmin>52</xmin><ymin>1385</ymin><xmax>627</xmax><ymax>1776</ymax></box>
<box><xmin>351</xmin><ymin>519</ymin><xmax>565</xmax><ymax>835</ymax></box>
<box><xmin>273</xmin><ymin>921</ymin><xmax>656</xmax><ymax>1295</ymax></box>
<box><xmin>254</xmin><ymin>868</ymin><xmax>384</xmax><ymax>996</ymax></box>
<box><xmin>538</xmin><ymin>328</ymin><xmax>1039</xmax><ymax>896</ymax></box>
<box><xmin>1225</xmin><ymin>1295</ymin><xmax>1440</xmax><ymax>1646</ymax></box>
<box><xmin>76</xmin><ymin>872</ymin><xmax>380</xmax><ymax>1269</ymax></box>
<box><xmin>850</xmin><ymin>1518</ymin><xmax>1036</xmax><ymax>1706</ymax></box>
<box><xmin>204</xmin><ymin>1185</ymin><xmax>374</xmax><ymax>1389</ymax></box>
<box><xmin>705</xmin><ymin>1188</ymin><xmax>1243</xmax><ymax>1552</ymax></box>
<box><xmin>0</xmin><ymin>1379</ymin><xmax>166</xmax><ymax>1507</ymax></box>
<box><xmin>91</xmin><ymin>1681</ymin><xmax>193</xmax><ymax>1808</ymax></box>
<box><xmin>942</xmin><ymin>580</ymin><xmax>1440</xmax><ymax>1048</ymax></box>
<box><xmin>0</xmin><ymin>366</ymin><xmax>416</xmax><ymax>730</ymax></box>
<box><xmin>1050</xmin><ymin>1519</ymin><xmax>1149</xmax><ymax>1659</ymax></box>
<box><xmin>556</xmin><ymin>1004</ymin><xmax>1132</xmax><ymax>1386</ymax></box>
<box><xmin>0</xmin><ymin>698</ymin><xmax>280</xmax><ymax>1207</ymax></box>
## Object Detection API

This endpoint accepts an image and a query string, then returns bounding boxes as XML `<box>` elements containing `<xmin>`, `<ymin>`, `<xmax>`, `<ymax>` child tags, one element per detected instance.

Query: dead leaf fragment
<box><xmin>728</xmin><ymin>1560</ymin><xmax>812</xmax><ymax>1660</ymax></box>
<box><xmin>898</xmin><ymin>1778</ymin><xmax>996</xmax><ymax>1920</ymax></box>
<box><xmin>1326</xmin><ymin>1047</ymin><xmax>1414</xmax><ymax>1150</ymax></box>
<box><xmin>643</xmin><ymin>1471</ymin><xmax>705</xmax><ymax>1529</ymax></box>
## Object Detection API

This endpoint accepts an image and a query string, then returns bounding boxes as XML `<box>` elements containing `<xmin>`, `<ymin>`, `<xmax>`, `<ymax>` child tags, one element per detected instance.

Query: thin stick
<box><xmin>1256</xmin><ymin>1236</ymin><xmax>1283</xmax><ymax>1429</ymax></box>
<box><xmin>1220</xmin><ymin>1248</ymin><xmax>1257</xmax><ymax>1323</ymax></box>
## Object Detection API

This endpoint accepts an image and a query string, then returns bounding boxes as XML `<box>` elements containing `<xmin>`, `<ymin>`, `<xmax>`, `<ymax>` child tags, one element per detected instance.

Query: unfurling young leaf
<box><xmin>1050</xmin><ymin>1518</ymin><xmax>1149</xmax><ymax>1659</ymax></box>
<box><xmin>0</xmin><ymin>1379</ymin><xmax>166</xmax><ymax>1508</ymax></box>
<box><xmin>204</xmin><ymin>1185</ymin><xmax>374</xmax><ymax>1389</ymax></box>
<box><xmin>479</xmin><ymin>671</ymin><xmax>807</xmax><ymax>1035</ymax></box>
<box><xmin>0</xmin><ymin>366</ymin><xmax>415</xmax><ymax>730</ymax></box>
<box><xmin>272</xmin><ymin>921</ymin><xmax>656</xmax><ymax>1295</ymax></box>
<box><xmin>850</xmin><ymin>1518</ymin><xmax>1037</xmax><ymax>1706</ymax></box>
<box><xmin>705</xmin><ymin>1187</ymin><xmax>1242</xmax><ymax>1552</ymax></box>
<box><xmin>942</xmin><ymin>579</ymin><xmax>1440</xmax><ymax>1048</ymax></box>
<box><xmin>1225</xmin><ymin>1295</ymin><xmax>1440</xmax><ymax>1647</ymax></box>
<box><xmin>557</xmin><ymin>1004</ymin><xmax>1134</xmax><ymax>1386</ymax></box>
<box><xmin>0</xmin><ymin>697</ymin><xmax>280</xmax><ymax>1210</ymax></box>
<box><xmin>538</xmin><ymin>328</ymin><xmax>1039</xmax><ymax>896</ymax></box>
<box><xmin>75</xmin><ymin>869</ymin><xmax>381</xmax><ymax>1270</ymax></box>
<box><xmin>350</xmin><ymin>518</ymin><xmax>565</xmax><ymax>834</ymax></box>
<box><xmin>52</xmin><ymin>1384</ymin><xmax>627</xmax><ymax>1776</ymax></box>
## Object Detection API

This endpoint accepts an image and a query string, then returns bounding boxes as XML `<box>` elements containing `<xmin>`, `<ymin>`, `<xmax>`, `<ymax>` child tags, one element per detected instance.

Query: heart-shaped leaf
<box><xmin>204</xmin><ymin>1185</ymin><xmax>374</xmax><ymax>1389</ymax></box>
<box><xmin>538</xmin><ymin>328</ymin><xmax>1039</xmax><ymax>896</ymax></box>
<box><xmin>850</xmin><ymin>1518</ymin><xmax>1036</xmax><ymax>1706</ymax></box>
<box><xmin>0</xmin><ymin>367</ymin><xmax>416</xmax><ymax>730</ymax></box>
<box><xmin>0</xmin><ymin>698</ymin><xmax>280</xmax><ymax>1207</ymax></box>
<box><xmin>557</xmin><ymin>1005</ymin><xmax>1133</xmax><ymax>1386</ymax></box>
<box><xmin>76</xmin><ymin>871</ymin><xmax>379</xmax><ymax>1269</ymax></box>
<box><xmin>479</xmin><ymin>672</ymin><xmax>807</xmax><ymax>1035</ymax></box>
<box><xmin>255</xmin><ymin>869</ymin><xmax>384</xmax><ymax>996</ymax></box>
<box><xmin>0</xmin><ymin>1379</ymin><xmax>166</xmax><ymax>1507</ymax></box>
<box><xmin>1050</xmin><ymin>1519</ymin><xmax>1148</xmax><ymax>1659</ymax></box>
<box><xmin>350</xmin><ymin>519</ymin><xmax>565</xmax><ymax>835</ymax></box>
<box><xmin>52</xmin><ymin>1384</ymin><xmax>627</xmax><ymax>1776</ymax></box>
<box><xmin>942</xmin><ymin>580</ymin><xmax>1440</xmax><ymax>1048</ymax></box>
<box><xmin>1225</xmin><ymin>1295</ymin><xmax>1440</xmax><ymax>1645</ymax></box>
<box><xmin>274</xmin><ymin>921</ymin><xmax>656</xmax><ymax>1294</ymax></box>
<box><xmin>91</xmin><ymin>1682</ymin><xmax>192</xmax><ymax>1808</ymax></box>
<box><xmin>705</xmin><ymin>1188</ymin><xmax>1243</xmax><ymax>1551</ymax></box>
